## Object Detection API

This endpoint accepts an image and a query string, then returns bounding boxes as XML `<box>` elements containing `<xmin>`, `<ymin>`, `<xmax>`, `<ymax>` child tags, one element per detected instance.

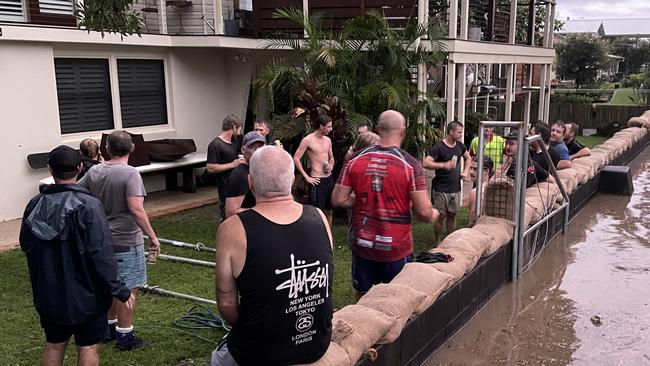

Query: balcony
<box><xmin>1</xmin><ymin>0</ymin><xmax>554</xmax><ymax>48</ymax></box>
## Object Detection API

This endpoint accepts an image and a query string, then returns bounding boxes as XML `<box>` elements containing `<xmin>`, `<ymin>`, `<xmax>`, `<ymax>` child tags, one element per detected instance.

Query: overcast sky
<box><xmin>556</xmin><ymin>0</ymin><xmax>650</xmax><ymax>21</ymax></box>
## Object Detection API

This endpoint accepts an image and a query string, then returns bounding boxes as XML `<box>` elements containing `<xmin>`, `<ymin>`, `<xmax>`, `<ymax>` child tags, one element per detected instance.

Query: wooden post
<box><xmin>448</xmin><ymin>0</ymin><xmax>458</xmax><ymax>39</ymax></box>
<box><xmin>460</xmin><ymin>0</ymin><xmax>469</xmax><ymax>39</ymax></box>
<box><xmin>214</xmin><ymin>0</ymin><xmax>222</xmax><ymax>35</ymax></box>
<box><xmin>159</xmin><ymin>0</ymin><xmax>168</xmax><ymax>34</ymax></box>
<box><xmin>509</xmin><ymin>0</ymin><xmax>517</xmax><ymax>43</ymax></box>
<box><xmin>447</xmin><ymin>61</ymin><xmax>456</xmax><ymax>123</ymax></box>
<box><xmin>505</xmin><ymin>63</ymin><xmax>514</xmax><ymax>121</ymax></box>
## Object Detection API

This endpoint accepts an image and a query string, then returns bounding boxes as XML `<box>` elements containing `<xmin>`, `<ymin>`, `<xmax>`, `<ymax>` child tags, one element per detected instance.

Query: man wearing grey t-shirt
<box><xmin>78</xmin><ymin>130</ymin><xmax>161</xmax><ymax>351</ymax></box>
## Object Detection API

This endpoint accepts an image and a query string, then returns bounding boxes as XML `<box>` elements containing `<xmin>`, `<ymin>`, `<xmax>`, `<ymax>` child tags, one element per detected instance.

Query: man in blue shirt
<box><xmin>549</xmin><ymin>121</ymin><xmax>572</xmax><ymax>170</ymax></box>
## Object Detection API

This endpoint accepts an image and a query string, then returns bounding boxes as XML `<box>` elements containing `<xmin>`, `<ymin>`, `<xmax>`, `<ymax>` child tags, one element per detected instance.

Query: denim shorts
<box><xmin>114</xmin><ymin>244</ymin><xmax>147</xmax><ymax>289</ymax></box>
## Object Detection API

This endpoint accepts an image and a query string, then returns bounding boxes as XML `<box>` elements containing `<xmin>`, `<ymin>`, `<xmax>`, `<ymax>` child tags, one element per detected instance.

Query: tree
<box><xmin>255</xmin><ymin>8</ymin><xmax>447</xmax><ymax>163</ymax></box>
<box><xmin>611</xmin><ymin>38</ymin><xmax>650</xmax><ymax>75</ymax></box>
<box><xmin>556</xmin><ymin>35</ymin><xmax>608</xmax><ymax>88</ymax></box>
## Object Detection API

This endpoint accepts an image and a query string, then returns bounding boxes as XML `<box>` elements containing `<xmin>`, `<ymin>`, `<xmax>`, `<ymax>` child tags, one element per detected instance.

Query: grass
<box><xmin>605</xmin><ymin>88</ymin><xmax>641</xmax><ymax>106</ymax></box>
<box><xmin>0</xmin><ymin>204</ymin><xmax>468</xmax><ymax>365</ymax></box>
<box><xmin>576</xmin><ymin>135</ymin><xmax>608</xmax><ymax>148</ymax></box>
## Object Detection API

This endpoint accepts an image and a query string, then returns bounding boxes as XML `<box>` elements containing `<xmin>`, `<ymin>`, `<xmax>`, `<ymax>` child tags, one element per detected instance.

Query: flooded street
<box><xmin>427</xmin><ymin>147</ymin><xmax>650</xmax><ymax>366</ymax></box>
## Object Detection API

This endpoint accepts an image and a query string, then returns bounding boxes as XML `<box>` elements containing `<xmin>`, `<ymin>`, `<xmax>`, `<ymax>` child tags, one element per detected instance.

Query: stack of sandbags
<box><xmin>427</xmin><ymin>247</ymin><xmax>478</xmax><ymax>283</ymax></box>
<box><xmin>572</xmin><ymin>158</ymin><xmax>598</xmax><ymax>179</ymax></box>
<box><xmin>391</xmin><ymin>263</ymin><xmax>454</xmax><ymax>308</ymax></box>
<box><xmin>524</xmin><ymin>192</ymin><xmax>547</xmax><ymax>224</ymax></box>
<box><xmin>298</xmin><ymin>342</ymin><xmax>351</xmax><ymax>366</ymax></box>
<box><xmin>472</xmin><ymin>215</ymin><xmax>515</xmax><ymax>256</ymax></box>
<box><xmin>592</xmin><ymin>144</ymin><xmax>618</xmax><ymax>162</ymax></box>
<box><xmin>605</xmin><ymin>136</ymin><xmax>632</xmax><ymax>153</ymax></box>
<box><xmin>556</xmin><ymin>168</ymin><xmax>579</xmax><ymax>192</ymax></box>
<box><xmin>357</xmin><ymin>284</ymin><xmax>428</xmax><ymax>343</ymax></box>
<box><xmin>437</xmin><ymin>228</ymin><xmax>492</xmax><ymax>259</ymax></box>
<box><xmin>483</xmin><ymin>177</ymin><xmax>515</xmax><ymax>220</ymax></box>
<box><xmin>331</xmin><ymin>305</ymin><xmax>395</xmax><ymax>364</ymax></box>
<box><xmin>581</xmin><ymin>152</ymin><xmax>607</xmax><ymax>170</ymax></box>
<box><xmin>614</xmin><ymin>128</ymin><xmax>640</xmax><ymax>144</ymax></box>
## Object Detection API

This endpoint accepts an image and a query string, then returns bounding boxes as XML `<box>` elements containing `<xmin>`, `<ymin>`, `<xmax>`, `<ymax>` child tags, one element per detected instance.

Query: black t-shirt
<box><xmin>530</xmin><ymin>147</ymin><xmax>560</xmax><ymax>173</ymax></box>
<box><xmin>225</xmin><ymin>164</ymin><xmax>256</xmax><ymax>209</ymax></box>
<box><xmin>506</xmin><ymin>158</ymin><xmax>548</xmax><ymax>188</ymax></box>
<box><xmin>566</xmin><ymin>138</ymin><xmax>586</xmax><ymax>156</ymax></box>
<box><xmin>428</xmin><ymin>140</ymin><xmax>467</xmax><ymax>193</ymax></box>
<box><xmin>206</xmin><ymin>137</ymin><xmax>239</xmax><ymax>200</ymax></box>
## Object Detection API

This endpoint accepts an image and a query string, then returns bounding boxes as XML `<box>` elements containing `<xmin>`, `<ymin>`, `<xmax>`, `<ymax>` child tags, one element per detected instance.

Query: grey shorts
<box><xmin>432</xmin><ymin>190</ymin><xmax>460</xmax><ymax>216</ymax></box>
<box><xmin>211</xmin><ymin>343</ymin><xmax>239</xmax><ymax>366</ymax></box>
<box><xmin>114</xmin><ymin>244</ymin><xmax>147</xmax><ymax>289</ymax></box>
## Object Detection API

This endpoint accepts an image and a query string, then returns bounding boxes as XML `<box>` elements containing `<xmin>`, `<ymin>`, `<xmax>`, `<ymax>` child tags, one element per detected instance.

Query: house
<box><xmin>0</xmin><ymin>0</ymin><xmax>555</xmax><ymax>222</ymax></box>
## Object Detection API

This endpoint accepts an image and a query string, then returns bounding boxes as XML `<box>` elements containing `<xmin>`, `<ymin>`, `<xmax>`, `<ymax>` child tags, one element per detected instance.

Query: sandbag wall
<box><xmin>302</xmin><ymin>124</ymin><xmax>650</xmax><ymax>366</ymax></box>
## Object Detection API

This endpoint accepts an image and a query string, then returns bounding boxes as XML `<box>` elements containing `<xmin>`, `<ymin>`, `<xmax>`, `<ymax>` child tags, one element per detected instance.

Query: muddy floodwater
<box><xmin>426</xmin><ymin>147</ymin><xmax>650</xmax><ymax>366</ymax></box>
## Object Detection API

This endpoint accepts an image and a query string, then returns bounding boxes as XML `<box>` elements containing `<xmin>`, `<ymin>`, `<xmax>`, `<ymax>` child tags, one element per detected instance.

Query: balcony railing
<box><xmin>1</xmin><ymin>0</ymin><xmax>554</xmax><ymax>47</ymax></box>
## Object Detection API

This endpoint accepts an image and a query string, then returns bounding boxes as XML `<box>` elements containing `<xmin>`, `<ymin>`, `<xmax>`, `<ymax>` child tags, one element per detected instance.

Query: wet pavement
<box><xmin>426</xmin><ymin>147</ymin><xmax>650</xmax><ymax>366</ymax></box>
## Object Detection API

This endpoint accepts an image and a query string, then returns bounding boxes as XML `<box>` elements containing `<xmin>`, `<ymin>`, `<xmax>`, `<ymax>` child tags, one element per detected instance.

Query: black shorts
<box><xmin>40</xmin><ymin>314</ymin><xmax>108</xmax><ymax>347</ymax></box>
<box><xmin>309</xmin><ymin>176</ymin><xmax>334</xmax><ymax>210</ymax></box>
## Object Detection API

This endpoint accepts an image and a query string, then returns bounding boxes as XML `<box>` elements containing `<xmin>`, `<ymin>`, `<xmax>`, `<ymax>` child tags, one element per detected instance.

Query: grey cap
<box><xmin>242</xmin><ymin>131</ymin><xmax>266</xmax><ymax>147</ymax></box>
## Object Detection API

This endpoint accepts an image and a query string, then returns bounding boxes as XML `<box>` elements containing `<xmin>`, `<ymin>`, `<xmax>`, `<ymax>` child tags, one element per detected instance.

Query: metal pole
<box><xmin>475</xmin><ymin>124</ymin><xmax>485</xmax><ymax>223</ymax></box>
<box><xmin>511</xmin><ymin>127</ymin><xmax>526</xmax><ymax>280</ymax></box>
<box><xmin>141</xmin><ymin>284</ymin><xmax>216</xmax><ymax>306</ymax></box>
<box><xmin>145</xmin><ymin>235</ymin><xmax>216</xmax><ymax>253</ymax></box>
<box><xmin>147</xmin><ymin>252</ymin><xmax>216</xmax><ymax>268</ymax></box>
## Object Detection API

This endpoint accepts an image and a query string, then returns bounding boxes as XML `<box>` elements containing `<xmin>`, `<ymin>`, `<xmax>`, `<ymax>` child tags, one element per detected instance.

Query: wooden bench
<box><xmin>37</xmin><ymin>152</ymin><xmax>207</xmax><ymax>193</ymax></box>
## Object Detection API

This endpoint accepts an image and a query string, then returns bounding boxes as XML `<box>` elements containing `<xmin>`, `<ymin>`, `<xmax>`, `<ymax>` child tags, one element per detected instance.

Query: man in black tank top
<box><xmin>213</xmin><ymin>146</ymin><xmax>334</xmax><ymax>366</ymax></box>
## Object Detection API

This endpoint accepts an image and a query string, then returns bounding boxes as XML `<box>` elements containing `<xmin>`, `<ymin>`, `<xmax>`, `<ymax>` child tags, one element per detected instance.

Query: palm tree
<box><xmin>255</xmin><ymin>7</ymin><xmax>447</xmax><ymax>162</ymax></box>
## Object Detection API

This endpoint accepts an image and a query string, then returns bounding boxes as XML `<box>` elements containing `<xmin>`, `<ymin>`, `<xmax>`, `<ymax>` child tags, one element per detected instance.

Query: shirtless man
<box><xmin>294</xmin><ymin>115</ymin><xmax>335</xmax><ymax>224</ymax></box>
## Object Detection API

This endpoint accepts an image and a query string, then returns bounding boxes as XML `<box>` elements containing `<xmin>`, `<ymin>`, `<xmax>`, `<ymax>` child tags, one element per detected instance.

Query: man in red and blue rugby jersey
<box><xmin>332</xmin><ymin>110</ymin><xmax>440</xmax><ymax>298</ymax></box>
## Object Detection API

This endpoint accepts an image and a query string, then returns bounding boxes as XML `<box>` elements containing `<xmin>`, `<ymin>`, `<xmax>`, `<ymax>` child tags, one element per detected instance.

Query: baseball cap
<box><xmin>47</xmin><ymin>145</ymin><xmax>81</xmax><ymax>173</ymax></box>
<box><xmin>504</xmin><ymin>132</ymin><xmax>519</xmax><ymax>141</ymax></box>
<box><xmin>242</xmin><ymin>131</ymin><xmax>266</xmax><ymax>147</ymax></box>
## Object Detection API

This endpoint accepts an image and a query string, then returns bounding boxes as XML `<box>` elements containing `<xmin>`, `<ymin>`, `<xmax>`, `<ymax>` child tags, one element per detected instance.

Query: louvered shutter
<box><xmin>55</xmin><ymin>58</ymin><xmax>115</xmax><ymax>134</ymax></box>
<box><xmin>39</xmin><ymin>0</ymin><xmax>73</xmax><ymax>15</ymax></box>
<box><xmin>0</xmin><ymin>0</ymin><xmax>25</xmax><ymax>21</ymax></box>
<box><xmin>117</xmin><ymin>59</ymin><xmax>168</xmax><ymax>128</ymax></box>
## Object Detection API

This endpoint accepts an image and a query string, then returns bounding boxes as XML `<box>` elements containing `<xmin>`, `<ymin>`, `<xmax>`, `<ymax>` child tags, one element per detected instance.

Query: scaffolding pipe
<box><xmin>141</xmin><ymin>284</ymin><xmax>216</xmax><ymax>306</ymax></box>
<box><xmin>144</xmin><ymin>235</ymin><xmax>216</xmax><ymax>253</ymax></box>
<box><xmin>146</xmin><ymin>252</ymin><xmax>216</xmax><ymax>268</ymax></box>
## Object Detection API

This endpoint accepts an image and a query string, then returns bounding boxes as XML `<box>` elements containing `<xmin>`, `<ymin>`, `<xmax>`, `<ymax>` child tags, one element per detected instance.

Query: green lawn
<box><xmin>0</xmin><ymin>205</ymin><xmax>468</xmax><ymax>365</ymax></box>
<box><xmin>576</xmin><ymin>135</ymin><xmax>607</xmax><ymax>148</ymax></box>
<box><xmin>605</xmin><ymin>88</ymin><xmax>641</xmax><ymax>106</ymax></box>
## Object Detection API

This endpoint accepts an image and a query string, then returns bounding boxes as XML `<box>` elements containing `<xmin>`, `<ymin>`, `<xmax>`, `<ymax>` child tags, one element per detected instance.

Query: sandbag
<box><xmin>628</xmin><ymin>116</ymin><xmax>648</xmax><ymax>128</ymax></box>
<box><xmin>572</xmin><ymin>159</ymin><xmax>597</xmax><ymax>180</ymax></box>
<box><xmin>590</xmin><ymin>150</ymin><xmax>610</xmax><ymax>165</ymax></box>
<box><xmin>332</xmin><ymin>304</ymin><xmax>395</xmax><ymax>364</ymax></box>
<box><xmin>297</xmin><ymin>342</ymin><xmax>351</xmax><ymax>366</ymax></box>
<box><xmin>483</xmin><ymin>177</ymin><xmax>516</xmax><ymax>220</ymax></box>
<box><xmin>581</xmin><ymin>154</ymin><xmax>606</xmax><ymax>170</ymax></box>
<box><xmin>357</xmin><ymin>283</ymin><xmax>427</xmax><ymax>343</ymax></box>
<box><xmin>556</xmin><ymin>169</ymin><xmax>578</xmax><ymax>192</ymax></box>
<box><xmin>606</xmin><ymin>137</ymin><xmax>630</xmax><ymax>153</ymax></box>
<box><xmin>437</xmin><ymin>228</ymin><xmax>492</xmax><ymax>258</ymax></box>
<box><xmin>472</xmin><ymin>215</ymin><xmax>515</xmax><ymax>256</ymax></box>
<box><xmin>391</xmin><ymin>263</ymin><xmax>454</xmax><ymax>310</ymax></box>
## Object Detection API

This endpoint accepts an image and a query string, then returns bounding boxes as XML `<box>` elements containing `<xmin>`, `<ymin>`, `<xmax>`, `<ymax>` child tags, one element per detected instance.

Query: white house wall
<box><xmin>0</xmin><ymin>43</ymin><xmax>253</xmax><ymax>221</ymax></box>
<box><xmin>0</xmin><ymin>42</ymin><xmax>62</xmax><ymax>222</ymax></box>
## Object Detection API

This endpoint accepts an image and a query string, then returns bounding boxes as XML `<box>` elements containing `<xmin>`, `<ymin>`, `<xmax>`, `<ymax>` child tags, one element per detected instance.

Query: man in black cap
<box><xmin>20</xmin><ymin>145</ymin><xmax>134</xmax><ymax>366</ymax></box>
<box><xmin>224</xmin><ymin>131</ymin><xmax>267</xmax><ymax>218</ymax></box>
<box><xmin>500</xmin><ymin>132</ymin><xmax>549</xmax><ymax>188</ymax></box>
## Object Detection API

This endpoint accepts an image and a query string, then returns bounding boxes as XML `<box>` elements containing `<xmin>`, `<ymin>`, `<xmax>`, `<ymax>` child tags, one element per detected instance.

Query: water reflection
<box><xmin>427</xmin><ymin>149</ymin><xmax>650</xmax><ymax>365</ymax></box>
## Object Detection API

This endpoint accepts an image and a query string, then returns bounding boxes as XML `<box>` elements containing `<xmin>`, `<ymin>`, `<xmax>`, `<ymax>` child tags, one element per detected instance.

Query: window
<box><xmin>0</xmin><ymin>0</ymin><xmax>25</xmax><ymax>21</ymax></box>
<box><xmin>117</xmin><ymin>59</ymin><xmax>168</xmax><ymax>128</ymax></box>
<box><xmin>39</xmin><ymin>0</ymin><xmax>74</xmax><ymax>15</ymax></box>
<box><xmin>55</xmin><ymin>58</ymin><xmax>115</xmax><ymax>134</ymax></box>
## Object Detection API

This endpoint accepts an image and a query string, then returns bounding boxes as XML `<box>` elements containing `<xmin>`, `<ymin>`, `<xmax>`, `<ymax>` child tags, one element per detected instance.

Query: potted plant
<box><xmin>223</xmin><ymin>0</ymin><xmax>240</xmax><ymax>36</ymax></box>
